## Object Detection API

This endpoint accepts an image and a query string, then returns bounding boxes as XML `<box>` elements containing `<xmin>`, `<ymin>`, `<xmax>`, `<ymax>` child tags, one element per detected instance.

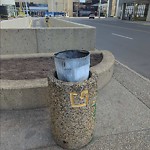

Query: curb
<box><xmin>0</xmin><ymin>50</ymin><xmax>114</xmax><ymax>110</ymax></box>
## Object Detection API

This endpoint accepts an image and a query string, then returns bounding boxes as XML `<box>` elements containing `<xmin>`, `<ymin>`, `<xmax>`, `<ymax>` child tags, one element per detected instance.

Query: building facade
<box><xmin>0</xmin><ymin>0</ymin><xmax>16</xmax><ymax>17</ymax></box>
<box><xmin>15</xmin><ymin>0</ymin><xmax>73</xmax><ymax>17</ymax></box>
<box><xmin>48</xmin><ymin>0</ymin><xmax>73</xmax><ymax>16</ymax></box>
<box><xmin>115</xmin><ymin>0</ymin><xmax>150</xmax><ymax>21</ymax></box>
<box><xmin>85</xmin><ymin>0</ymin><xmax>150</xmax><ymax>21</ymax></box>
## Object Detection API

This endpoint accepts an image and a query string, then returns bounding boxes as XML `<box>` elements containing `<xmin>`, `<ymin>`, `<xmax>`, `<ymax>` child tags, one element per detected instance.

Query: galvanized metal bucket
<box><xmin>54</xmin><ymin>50</ymin><xmax>90</xmax><ymax>82</ymax></box>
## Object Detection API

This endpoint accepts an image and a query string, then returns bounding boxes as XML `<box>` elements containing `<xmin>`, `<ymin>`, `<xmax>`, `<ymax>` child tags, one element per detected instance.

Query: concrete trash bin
<box><xmin>54</xmin><ymin>50</ymin><xmax>90</xmax><ymax>82</ymax></box>
<box><xmin>48</xmin><ymin>71</ymin><xmax>98</xmax><ymax>149</ymax></box>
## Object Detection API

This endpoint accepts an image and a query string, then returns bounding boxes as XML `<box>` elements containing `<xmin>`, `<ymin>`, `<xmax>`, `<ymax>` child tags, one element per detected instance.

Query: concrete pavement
<box><xmin>1</xmin><ymin>61</ymin><xmax>150</xmax><ymax>150</ymax></box>
<box><xmin>32</xmin><ymin>17</ymin><xmax>48</xmax><ymax>28</ymax></box>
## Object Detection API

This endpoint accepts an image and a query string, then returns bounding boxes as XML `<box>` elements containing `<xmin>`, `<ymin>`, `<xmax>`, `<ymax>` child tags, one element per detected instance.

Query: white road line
<box><xmin>112</xmin><ymin>33</ymin><xmax>133</xmax><ymax>40</ymax></box>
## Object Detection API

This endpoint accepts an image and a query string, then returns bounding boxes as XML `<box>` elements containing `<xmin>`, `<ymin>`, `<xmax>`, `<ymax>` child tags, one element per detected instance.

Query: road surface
<box><xmin>64</xmin><ymin>17</ymin><xmax>150</xmax><ymax>79</ymax></box>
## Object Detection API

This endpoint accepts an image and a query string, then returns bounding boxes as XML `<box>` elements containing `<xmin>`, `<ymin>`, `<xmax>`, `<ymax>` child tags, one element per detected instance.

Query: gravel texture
<box><xmin>48</xmin><ymin>72</ymin><xmax>98</xmax><ymax>149</ymax></box>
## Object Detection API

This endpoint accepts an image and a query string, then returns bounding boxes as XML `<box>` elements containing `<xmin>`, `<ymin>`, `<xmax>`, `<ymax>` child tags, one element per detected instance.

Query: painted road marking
<box><xmin>112</xmin><ymin>33</ymin><xmax>133</xmax><ymax>40</ymax></box>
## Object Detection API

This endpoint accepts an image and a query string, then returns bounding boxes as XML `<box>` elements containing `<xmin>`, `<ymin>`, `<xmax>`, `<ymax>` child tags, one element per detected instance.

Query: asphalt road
<box><xmin>64</xmin><ymin>17</ymin><xmax>150</xmax><ymax>79</ymax></box>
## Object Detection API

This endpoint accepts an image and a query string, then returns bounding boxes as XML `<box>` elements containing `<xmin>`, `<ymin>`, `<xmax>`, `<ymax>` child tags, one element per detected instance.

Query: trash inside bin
<box><xmin>54</xmin><ymin>50</ymin><xmax>90</xmax><ymax>82</ymax></box>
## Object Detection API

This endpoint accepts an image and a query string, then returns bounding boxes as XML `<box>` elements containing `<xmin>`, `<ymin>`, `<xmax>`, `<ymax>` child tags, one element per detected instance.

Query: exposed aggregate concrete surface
<box><xmin>48</xmin><ymin>72</ymin><xmax>98</xmax><ymax>149</ymax></box>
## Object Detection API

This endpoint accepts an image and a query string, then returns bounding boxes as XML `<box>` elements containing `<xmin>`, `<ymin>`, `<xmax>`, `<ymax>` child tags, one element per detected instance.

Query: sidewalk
<box><xmin>1</xmin><ymin>61</ymin><xmax>150</xmax><ymax>150</ymax></box>
<box><xmin>109</xmin><ymin>17</ymin><xmax>150</xmax><ymax>26</ymax></box>
<box><xmin>123</xmin><ymin>20</ymin><xmax>150</xmax><ymax>26</ymax></box>
<box><xmin>69</xmin><ymin>16</ymin><xmax>150</xmax><ymax>26</ymax></box>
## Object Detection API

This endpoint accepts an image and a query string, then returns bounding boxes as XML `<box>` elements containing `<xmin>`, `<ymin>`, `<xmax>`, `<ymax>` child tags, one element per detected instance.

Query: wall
<box><xmin>0</xmin><ymin>18</ymin><xmax>95</xmax><ymax>55</ymax></box>
<box><xmin>0</xmin><ymin>17</ymin><xmax>32</xmax><ymax>28</ymax></box>
<box><xmin>15</xmin><ymin>0</ymin><xmax>73</xmax><ymax>17</ymax></box>
<box><xmin>111</xmin><ymin>0</ymin><xmax>117</xmax><ymax>16</ymax></box>
<box><xmin>117</xmin><ymin>0</ymin><xmax>150</xmax><ymax>20</ymax></box>
<box><xmin>48</xmin><ymin>0</ymin><xmax>73</xmax><ymax>17</ymax></box>
<box><xmin>0</xmin><ymin>79</ymin><xmax>49</xmax><ymax>110</ymax></box>
<box><xmin>67</xmin><ymin>0</ymin><xmax>73</xmax><ymax>17</ymax></box>
<box><xmin>0</xmin><ymin>28</ymin><xmax>95</xmax><ymax>54</ymax></box>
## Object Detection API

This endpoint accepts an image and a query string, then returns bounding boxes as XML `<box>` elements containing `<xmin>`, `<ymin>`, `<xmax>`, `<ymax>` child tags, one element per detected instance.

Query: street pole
<box><xmin>98</xmin><ymin>0</ymin><xmax>101</xmax><ymax>18</ymax></box>
<box><xmin>63</xmin><ymin>0</ymin><xmax>64</xmax><ymax>12</ymax></box>
<box><xmin>25</xmin><ymin>0</ymin><xmax>29</xmax><ymax>16</ymax></box>
<box><xmin>28</xmin><ymin>0</ymin><xmax>30</xmax><ymax>16</ymax></box>
<box><xmin>68</xmin><ymin>0</ymin><xmax>69</xmax><ymax>16</ymax></box>
<box><xmin>78</xmin><ymin>0</ymin><xmax>80</xmax><ymax>17</ymax></box>
<box><xmin>116</xmin><ymin>0</ymin><xmax>119</xmax><ymax>17</ymax></box>
<box><xmin>77</xmin><ymin>3</ymin><xmax>78</xmax><ymax>17</ymax></box>
<box><xmin>107</xmin><ymin>0</ymin><xmax>110</xmax><ymax>17</ymax></box>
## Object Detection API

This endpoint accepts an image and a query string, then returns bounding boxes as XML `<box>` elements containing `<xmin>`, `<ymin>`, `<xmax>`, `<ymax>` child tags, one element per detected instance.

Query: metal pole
<box><xmin>107</xmin><ymin>0</ymin><xmax>110</xmax><ymax>17</ymax></box>
<box><xmin>116</xmin><ymin>0</ymin><xmax>120</xmax><ymax>17</ymax></box>
<box><xmin>25</xmin><ymin>0</ymin><xmax>29</xmax><ymax>16</ymax></box>
<box><xmin>77</xmin><ymin>3</ymin><xmax>78</xmax><ymax>17</ymax></box>
<box><xmin>28</xmin><ymin>0</ymin><xmax>30</xmax><ymax>16</ymax></box>
<box><xmin>98</xmin><ymin>0</ymin><xmax>101</xmax><ymax>18</ymax></box>
<box><xmin>67</xmin><ymin>0</ymin><xmax>69</xmax><ymax>16</ymax></box>
<box><xmin>78</xmin><ymin>0</ymin><xmax>80</xmax><ymax>17</ymax></box>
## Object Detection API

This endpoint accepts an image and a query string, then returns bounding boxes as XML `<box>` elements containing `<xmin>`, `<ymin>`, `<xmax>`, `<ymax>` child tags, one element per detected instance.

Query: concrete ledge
<box><xmin>0</xmin><ymin>17</ymin><xmax>32</xmax><ymax>29</ymax></box>
<box><xmin>48</xmin><ymin>18</ymin><xmax>87</xmax><ymax>27</ymax></box>
<box><xmin>0</xmin><ymin>28</ymin><xmax>95</xmax><ymax>55</ymax></box>
<box><xmin>0</xmin><ymin>50</ymin><xmax>114</xmax><ymax>110</ymax></box>
<box><xmin>0</xmin><ymin>18</ymin><xmax>95</xmax><ymax>55</ymax></box>
<box><xmin>0</xmin><ymin>79</ymin><xmax>48</xmax><ymax>110</ymax></box>
<box><xmin>91</xmin><ymin>50</ymin><xmax>115</xmax><ymax>90</ymax></box>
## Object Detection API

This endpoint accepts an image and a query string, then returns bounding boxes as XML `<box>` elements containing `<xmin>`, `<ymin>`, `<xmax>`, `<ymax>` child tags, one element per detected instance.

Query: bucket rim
<box><xmin>54</xmin><ymin>50</ymin><xmax>90</xmax><ymax>60</ymax></box>
<box><xmin>48</xmin><ymin>70</ymin><xmax>98</xmax><ymax>84</ymax></box>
